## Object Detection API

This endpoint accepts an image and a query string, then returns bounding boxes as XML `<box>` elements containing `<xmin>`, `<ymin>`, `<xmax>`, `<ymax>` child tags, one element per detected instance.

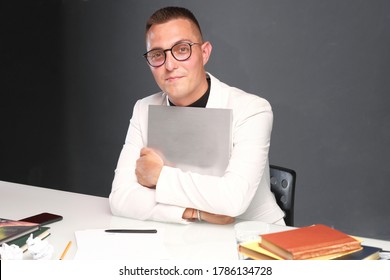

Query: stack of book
<box><xmin>0</xmin><ymin>218</ymin><xmax>50</xmax><ymax>253</ymax></box>
<box><xmin>238</xmin><ymin>224</ymin><xmax>381</xmax><ymax>260</ymax></box>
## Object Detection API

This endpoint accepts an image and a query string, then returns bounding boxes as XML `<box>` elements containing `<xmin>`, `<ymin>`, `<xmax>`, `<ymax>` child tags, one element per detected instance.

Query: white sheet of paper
<box><xmin>148</xmin><ymin>105</ymin><xmax>232</xmax><ymax>176</ymax></box>
<box><xmin>73</xmin><ymin>229</ymin><xmax>169</xmax><ymax>260</ymax></box>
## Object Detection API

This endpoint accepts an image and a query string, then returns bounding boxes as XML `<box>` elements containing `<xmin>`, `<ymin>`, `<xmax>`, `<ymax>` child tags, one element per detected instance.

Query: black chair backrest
<box><xmin>270</xmin><ymin>165</ymin><xmax>296</xmax><ymax>226</ymax></box>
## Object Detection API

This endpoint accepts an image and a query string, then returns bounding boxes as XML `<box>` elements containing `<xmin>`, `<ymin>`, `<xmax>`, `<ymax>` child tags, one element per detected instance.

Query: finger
<box><xmin>140</xmin><ymin>147</ymin><xmax>150</xmax><ymax>157</ymax></box>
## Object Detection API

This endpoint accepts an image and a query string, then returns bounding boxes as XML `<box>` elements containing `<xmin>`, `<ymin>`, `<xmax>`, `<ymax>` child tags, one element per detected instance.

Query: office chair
<box><xmin>270</xmin><ymin>165</ymin><xmax>296</xmax><ymax>226</ymax></box>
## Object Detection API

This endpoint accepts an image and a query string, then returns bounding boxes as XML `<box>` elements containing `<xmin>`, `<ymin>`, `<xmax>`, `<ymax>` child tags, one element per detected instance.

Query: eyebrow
<box><xmin>147</xmin><ymin>39</ymin><xmax>194</xmax><ymax>52</ymax></box>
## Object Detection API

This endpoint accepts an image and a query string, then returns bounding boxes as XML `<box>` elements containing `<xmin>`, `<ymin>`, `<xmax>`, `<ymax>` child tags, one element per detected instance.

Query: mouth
<box><xmin>165</xmin><ymin>76</ymin><xmax>184</xmax><ymax>82</ymax></box>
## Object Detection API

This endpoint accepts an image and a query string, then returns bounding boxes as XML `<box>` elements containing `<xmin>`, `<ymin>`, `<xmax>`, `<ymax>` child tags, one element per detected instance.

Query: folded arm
<box><xmin>109</xmin><ymin>97</ymin><xmax>273</xmax><ymax>223</ymax></box>
<box><xmin>154</xmin><ymin>100</ymin><xmax>273</xmax><ymax>217</ymax></box>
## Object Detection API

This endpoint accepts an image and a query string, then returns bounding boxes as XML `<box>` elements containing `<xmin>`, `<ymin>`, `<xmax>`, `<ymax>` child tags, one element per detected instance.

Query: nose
<box><xmin>164</xmin><ymin>51</ymin><xmax>177</xmax><ymax>71</ymax></box>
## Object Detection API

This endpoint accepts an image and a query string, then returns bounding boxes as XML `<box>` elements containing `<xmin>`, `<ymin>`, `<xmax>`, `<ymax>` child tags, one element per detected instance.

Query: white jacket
<box><xmin>109</xmin><ymin>73</ymin><xmax>285</xmax><ymax>224</ymax></box>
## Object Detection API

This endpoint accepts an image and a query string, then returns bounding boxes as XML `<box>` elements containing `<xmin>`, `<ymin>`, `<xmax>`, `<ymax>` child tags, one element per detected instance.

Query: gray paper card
<box><xmin>147</xmin><ymin>105</ymin><xmax>232</xmax><ymax>176</ymax></box>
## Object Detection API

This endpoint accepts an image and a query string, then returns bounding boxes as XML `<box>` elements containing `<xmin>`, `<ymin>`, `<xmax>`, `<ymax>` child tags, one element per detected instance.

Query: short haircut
<box><xmin>146</xmin><ymin>6</ymin><xmax>203</xmax><ymax>39</ymax></box>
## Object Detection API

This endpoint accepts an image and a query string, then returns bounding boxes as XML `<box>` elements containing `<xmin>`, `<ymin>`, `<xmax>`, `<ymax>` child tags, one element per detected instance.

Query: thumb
<box><xmin>140</xmin><ymin>147</ymin><xmax>152</xmax><ymax>157</ymax></box>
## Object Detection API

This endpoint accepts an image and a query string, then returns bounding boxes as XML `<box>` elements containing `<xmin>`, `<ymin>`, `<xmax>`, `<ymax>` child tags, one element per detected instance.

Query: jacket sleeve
<box><xmin>109</xmin><ymin>100</ymin><xmax>190</xmax><ymax>224</ymax></box>
<box><xmin>155</xmin><ymin>96</ymin><xmax>273</xmax><ymax>217</ymax></box>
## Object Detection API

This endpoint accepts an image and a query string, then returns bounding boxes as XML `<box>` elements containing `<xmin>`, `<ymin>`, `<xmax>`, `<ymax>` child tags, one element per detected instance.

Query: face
<box><xmin>146</xmin><ymin>18</ymin><xmax>212</xmax><ymax>106</ymax></box>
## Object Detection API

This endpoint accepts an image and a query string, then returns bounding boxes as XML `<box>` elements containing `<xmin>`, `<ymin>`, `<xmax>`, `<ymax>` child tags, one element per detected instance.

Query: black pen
<box><xmin>105</xmin><ymin>229</ymin><xmax>157</xmax><ymax>234</ymax></box>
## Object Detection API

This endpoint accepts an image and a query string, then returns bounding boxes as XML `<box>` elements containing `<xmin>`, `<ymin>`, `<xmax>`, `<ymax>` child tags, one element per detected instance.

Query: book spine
<box><xmin>291</xmin><ymin>241</ymin><xmax>361</xmax><ymax>260</ymax></box>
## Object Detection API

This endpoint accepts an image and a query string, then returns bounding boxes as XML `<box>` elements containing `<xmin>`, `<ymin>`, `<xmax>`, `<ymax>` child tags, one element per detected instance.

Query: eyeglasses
<box><xmin>143</xmin><ymin>42</ymin><xmax>201</xmax><ymax>67</ymax></box>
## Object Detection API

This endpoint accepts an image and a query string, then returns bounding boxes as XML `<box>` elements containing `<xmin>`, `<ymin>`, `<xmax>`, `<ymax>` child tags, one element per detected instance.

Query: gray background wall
<box><xmin>1</xmin><ymin>0</ymin><xmax>389</xmax><ymax>240</ymax></box>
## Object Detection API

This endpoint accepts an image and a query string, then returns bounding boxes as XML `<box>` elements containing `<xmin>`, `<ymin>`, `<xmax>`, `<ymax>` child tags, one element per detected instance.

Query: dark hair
<box><xmin>146</xmin><ymin>6</ymin><xmax>203</xmax><ymax>39</ymax></box>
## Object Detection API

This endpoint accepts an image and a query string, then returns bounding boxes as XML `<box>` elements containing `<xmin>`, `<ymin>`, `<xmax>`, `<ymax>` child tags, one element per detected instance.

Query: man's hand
<box><xmin>135</xmin><ymin>147</ymin><xmax>164</xmax><ymax>188</ymax></box>
<box><xmin>182</xmin><ymin>208</ymin><xmax>235</xmax><ymax>225</ymax></box>
<box><xmin>201</xmin><ymin>211</ymin><xmax>235</xmax><ymax>224</ymax></box>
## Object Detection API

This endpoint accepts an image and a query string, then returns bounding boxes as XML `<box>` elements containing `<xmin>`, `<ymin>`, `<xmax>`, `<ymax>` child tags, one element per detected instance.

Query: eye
<box><xmin>149</xmin><ymin>51</ymin><xmax>164</xmax><ymax>60</ymax></box>
<box><xmin>176</xmin><ymin>44</ymin><xmax>190</xmax><ymax>54</ymax></box>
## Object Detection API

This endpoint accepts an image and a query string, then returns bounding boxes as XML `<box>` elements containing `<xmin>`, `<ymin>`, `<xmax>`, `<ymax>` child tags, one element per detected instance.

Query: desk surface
<box><xmin>1</xmin><ymin>180</ymin><xmax>390</xmax><ymax>260</ymax></box>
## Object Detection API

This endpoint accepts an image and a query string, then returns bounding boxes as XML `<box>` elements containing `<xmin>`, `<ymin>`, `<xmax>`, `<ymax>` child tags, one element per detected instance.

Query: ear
<box><xmin>201</xmin><ymin>41</ymin><xmax>212</xmax><ymax>66</ymax></box>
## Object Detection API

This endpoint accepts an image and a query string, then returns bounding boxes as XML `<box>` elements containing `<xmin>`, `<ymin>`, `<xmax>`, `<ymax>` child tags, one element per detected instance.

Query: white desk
<box><xmin>1</xmin><ymin>180</ymin><xmax>390</xmax><ymax>260</ymax></box>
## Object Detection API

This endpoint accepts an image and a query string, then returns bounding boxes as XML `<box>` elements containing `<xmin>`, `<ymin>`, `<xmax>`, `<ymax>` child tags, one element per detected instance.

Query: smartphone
<box><xmin>19</xmin><ymin>212</ymin><xmax>63</xmax><ymax>226</ymax></box>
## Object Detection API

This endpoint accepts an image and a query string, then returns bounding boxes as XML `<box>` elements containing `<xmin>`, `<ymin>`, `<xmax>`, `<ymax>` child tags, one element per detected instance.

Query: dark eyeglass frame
<box><xmin>143</xmin><ymin>42</ymin><xmax>201</xmax><ymax>67</ymax></box>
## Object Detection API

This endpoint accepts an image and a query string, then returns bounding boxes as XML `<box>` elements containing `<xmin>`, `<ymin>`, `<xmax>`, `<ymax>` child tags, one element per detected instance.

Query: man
<box><xmin>109</xmin><ymin>6</ymin><xmax>285</xmax><ymax>225</ymax></box>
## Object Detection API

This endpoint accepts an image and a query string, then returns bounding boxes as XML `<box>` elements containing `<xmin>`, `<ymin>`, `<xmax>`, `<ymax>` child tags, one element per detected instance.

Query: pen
<box><xmin>59</xmin><ymin>241</ymin><xmax>72</xmax><ymax>260</ymax></box>
<box><xmin>105</xmin><ymin>229</ymin><xmax>157</xmax><ymax>234</ymax></box>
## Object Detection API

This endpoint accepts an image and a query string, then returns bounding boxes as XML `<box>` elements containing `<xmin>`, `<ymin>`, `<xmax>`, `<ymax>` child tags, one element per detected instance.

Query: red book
<box><xmin>259</xmin><ymin>224</ymin><xmax>362</xmax><ymax>260</ymax></box>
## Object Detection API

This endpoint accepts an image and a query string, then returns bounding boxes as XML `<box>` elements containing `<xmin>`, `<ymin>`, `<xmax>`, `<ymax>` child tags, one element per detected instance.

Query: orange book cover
<box><xmin>259</xmin><ymin>224</ymin><xmax>362</xmax><ymax>260</ymax></box>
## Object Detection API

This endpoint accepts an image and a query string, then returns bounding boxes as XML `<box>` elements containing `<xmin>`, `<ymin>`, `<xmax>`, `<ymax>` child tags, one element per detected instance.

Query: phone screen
<box><xmin>19</xmin><ymin>212</ymin><xmax>63</xmax><ymax>226</ymax></box>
